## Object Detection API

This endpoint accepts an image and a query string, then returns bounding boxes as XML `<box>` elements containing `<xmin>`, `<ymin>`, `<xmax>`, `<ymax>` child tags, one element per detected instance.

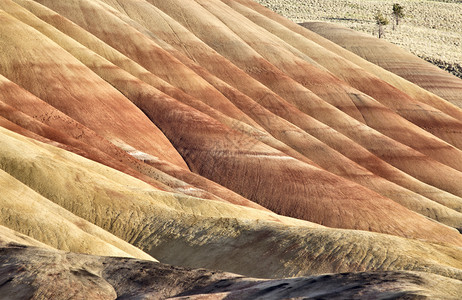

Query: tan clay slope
<box><xmin>303</xmin><ymin>21</ymin><xmax>462</xmax><ymax>108</ymax></box>
<box><xmin>147</xmin><ymin>0</ymin><xmax>462</xmax><ymax>174</ymax></box>
<box><xmin>223</xmin><ymin>0</ymin><xmax>462</xmax><ymax>150</ymax></box>
<box><xmin>30</xmin><ymin>0</ymin><xmax>262</xmax><ymax>131</ymax></box>
<box><xmin>0</xmin><ymin>225</ymin><xmax>54</xmax><ymax>249</ymax></box>
<box><xmin>0</xmin><ymin>169</ymin><xmax>156</xmax><ymax>261</ymax></box>
<box><xmin>94</xmin><ymin>0</ymin><xmax>462</xmax><ymax>212</ymax></box>
<box><xmin>8</xmin><ymin>0</ymin><xmax>462</xmax><ymax>230</ymax></box>
<box><xmin>1</xmin><ymin>127</ymin><xmax>462</xmax><ymax>280</ymax></box>
<box><xmin>1</xmin><ymin>244</ymin><xmax>461</xmax><ymax>300</ymax></box>
<box><xmin>85</xmin><ymin>0</ymin><xmax>457</xmax><ymax>206</ymax></box>
<box><xmin>0</xmin><ymin>10</ymin><xmax>188</xmax><ymax>170</ymax></box>
<box><xmin>235</xmin><ymin>0</ymin><xmax>462</xmax><ymax>125</ymax></box>
<box><xmin>79</xmin><ymin>0</ymin><xmax>462</xmax><ymax>228</ymax></box>
<box><xmin>4</xmin><ymin>1</ymin><xmax>462</xmax><ymax>238</ymax></box>
<box><xmin>0</xmin><ymin>75</ymin><xmax>265</xmax><ymax>210</ymax></box>
<box><xmin>141</xmin><ymin>0</ymin><xmax>462</xmax><ymax>189</ymax></box>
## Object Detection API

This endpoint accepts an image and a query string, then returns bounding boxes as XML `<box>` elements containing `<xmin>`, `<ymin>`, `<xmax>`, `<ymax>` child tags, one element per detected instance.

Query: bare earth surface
<box><xmin>1</xmin><ymin>241</ymin><xmax>461</xmax><ymax>299</ymax></box>
<box><xmin>256</xmin><ymin>0</ymin><xmax>462</xmax><ymax>77</ymax></box>
<box><xmin>1</xmin><ymin>0</ymin><xmax>462</xmax><ymax>298</ymax></box>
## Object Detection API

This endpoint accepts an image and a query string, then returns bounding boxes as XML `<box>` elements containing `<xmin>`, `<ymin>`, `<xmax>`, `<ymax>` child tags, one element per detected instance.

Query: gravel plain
<box><xmin>256</xmin><ymin>0</ymin><xmax>462</xmax><ymax>77</ymax></box>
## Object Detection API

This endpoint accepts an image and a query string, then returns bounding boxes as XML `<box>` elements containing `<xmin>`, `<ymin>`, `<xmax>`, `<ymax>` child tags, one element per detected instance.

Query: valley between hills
<box><xmin>1</xmin><ymin>0</ymin><xmax>462</xmax><ymax>298</ymax></box>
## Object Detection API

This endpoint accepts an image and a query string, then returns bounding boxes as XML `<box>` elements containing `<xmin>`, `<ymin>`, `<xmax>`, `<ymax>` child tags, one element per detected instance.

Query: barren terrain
<box><xmin>1</xmin><ymin>0</ymin><xmax>462</xmax><ymax>298</ymax></box>
<box><xmin>257</xmin><ymin>0</ymin><xmax>462</xmax><ymax>77</ymax></box>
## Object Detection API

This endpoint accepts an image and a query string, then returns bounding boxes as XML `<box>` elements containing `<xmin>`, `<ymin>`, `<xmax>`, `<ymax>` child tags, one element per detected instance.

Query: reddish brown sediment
<box><xmin>1</xmin><ymin>0</ymin><xmax>462</xmax><ymax>294</ymax></box>
<box><xmin>0</xmin><ymin>9</ymin><xmax>188</xmax><ymax>170</ymax></box>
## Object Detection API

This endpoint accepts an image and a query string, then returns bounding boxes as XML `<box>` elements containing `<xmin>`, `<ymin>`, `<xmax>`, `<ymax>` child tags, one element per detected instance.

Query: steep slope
<box><xmin>1</xmin><ymin>0</ymin><xmax>462</xmax><ymax>295</ymax></box>
<box><xmin>0</xmin><ymin>169</ymin><xmax>156</xmax><ymax>261</ymax></box>
<box><xmin>0</xmin><ymin>225</ymin><xmax>54</xmax><ymax>249</ymax></box>
<box><xmin>0</xmin><ymin>9</ymin><xmax>188</xmax><ymax>170</ymax></box>
<box><xmin>303</xmin><ymin>21</ymin><xmax>462</xmax><ymax>108</ymax></box>
<box><xmin>2</xmin><ymin>127</ymin><xmax>462</xmax><ymax>281</ymax></box>
<box><xmin>4</xmin><ymin>2</ymin><xmax>462</xmax><ymax>239</ymax></box>
<box><xmin>237</xmin><ymin>0</ymin><xmax>462</xmax><ymax>124</ymax></box>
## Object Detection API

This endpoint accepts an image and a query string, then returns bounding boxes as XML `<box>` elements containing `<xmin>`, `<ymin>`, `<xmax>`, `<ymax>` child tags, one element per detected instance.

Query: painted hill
<box><xmin>1</xmin><ymin>0</ymin><xmax>462</xmax><ymax>297</ymax></box>
<box><xmin>302</xmin><ymin>21</ymin><xmax>462</xmax><ymax>109</ymax></box>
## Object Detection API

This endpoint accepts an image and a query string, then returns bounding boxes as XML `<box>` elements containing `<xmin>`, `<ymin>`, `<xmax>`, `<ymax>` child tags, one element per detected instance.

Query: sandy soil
<box><xmin>256</xmin><ymin>0</ymin><xmax>462</xmax><ymax>77</ymax></box>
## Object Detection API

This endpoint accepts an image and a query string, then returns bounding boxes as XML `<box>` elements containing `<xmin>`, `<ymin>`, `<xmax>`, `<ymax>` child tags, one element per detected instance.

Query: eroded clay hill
<box><xmin>1</xmin><ymin>0</ymin><xmax>462</xmax><ymax>298</ymax></box>
<box><xmin>302</xmin><ymin>21</ymin><xmax>462</xmax><ymax>108</ymax></box>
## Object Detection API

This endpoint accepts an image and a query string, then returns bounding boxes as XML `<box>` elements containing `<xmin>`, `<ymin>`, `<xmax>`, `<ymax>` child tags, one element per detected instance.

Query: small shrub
<box><xmin>375</xmin><ymin>12</ymin><xmax>389</xmax><ymax>38</ymax></box>
<box><xmin>392</xmin><ymin>4</ymin><xmax>405</xmax><ymax>30</ymax></box>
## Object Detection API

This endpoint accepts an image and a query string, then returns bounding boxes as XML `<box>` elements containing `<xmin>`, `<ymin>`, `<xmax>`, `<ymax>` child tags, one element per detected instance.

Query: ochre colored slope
<box><xmin>0</xmin><ymin>169</ymin><xmax>156</xmax><ymax>261</ymax></box>
<box><xmin>1</xmin><ymin>127</ymin><xmax>462</xmax><ymax>281</ymax></box>
<box><xmin>303</xmin><ymin>21</ymin><xmax>462</xmax><ymax>108</ymax></box>
<box><xmin>235</xmin><ymin>0</ymin><xmax>462</xmax><ymax>123</ymax></box>
<box><xmin>2</xmin><ymin>0</ymin><xmax>459</xmax><ymax>234</ymax></box>
<box><xmin>0</xmin><ymin>9</ymin><xmax>188</xmax><ymax>170</ymax></box>
<box><xmin>2</xmin><ymin>0</ymin><xmax>462</xmax><ymax>293</ymax></box>
<box><xmin>79</xmin><ymin>0</ymin><xmax>462</xmax><ymax>227</ymax></box>
<box><xmin>0</xmin><ymin>226</ymin><xmax>54</xmax><ymax>249</ymax></box>
<box><xmin>224</xmin><ymin>0</ymin><xmax>462</xmax><ymax>151</ymax></box>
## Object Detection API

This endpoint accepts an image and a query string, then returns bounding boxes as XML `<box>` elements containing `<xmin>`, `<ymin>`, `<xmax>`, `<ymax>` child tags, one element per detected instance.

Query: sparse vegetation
<box><xmin>375</xmin><ymin>11</ymin><xmax>389</xmax><ymax>38</ymax></box>
<box><xmin>257</xmin><ymin>0</ymin><xmax>462</xmax><ymax>78</ymax></box>
<box><xmin>392</xmin><ymin>3</ymin><xmax>404</xmax><ymax>30</ymax></box>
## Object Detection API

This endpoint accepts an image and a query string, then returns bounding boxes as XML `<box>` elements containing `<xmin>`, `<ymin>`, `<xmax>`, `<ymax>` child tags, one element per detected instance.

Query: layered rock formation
<box><xmin>1</xmin><ymin>0</ymin><xmax>462</xmax><ymax>298</ymax></box>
